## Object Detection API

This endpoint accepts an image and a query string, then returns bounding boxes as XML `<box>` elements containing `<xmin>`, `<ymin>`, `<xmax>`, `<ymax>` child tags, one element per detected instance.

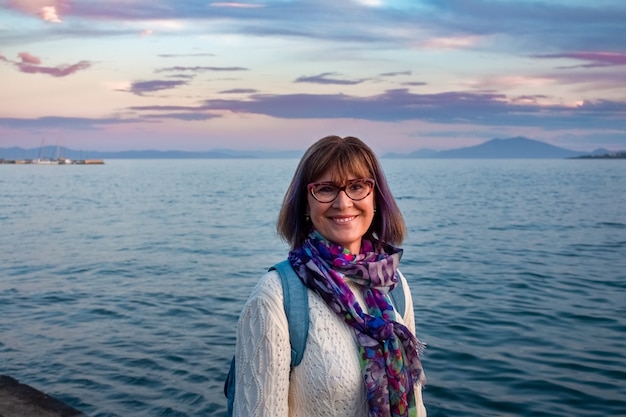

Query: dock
<box><xmin>0</xmin><ymin>159</ymin><xmax>104</xmax><ymax>165</ymax></box>
<box><xmin>0</xmin><ymin>375</ymin><xmax>87</xmax><ymax>417</ymax></box>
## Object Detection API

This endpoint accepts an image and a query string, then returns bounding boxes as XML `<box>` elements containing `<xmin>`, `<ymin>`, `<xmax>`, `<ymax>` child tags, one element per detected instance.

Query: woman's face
<box><xmin>307</xmin><ymin>171</ymin><xmax>375</xmax><ymax>254</ymax></box>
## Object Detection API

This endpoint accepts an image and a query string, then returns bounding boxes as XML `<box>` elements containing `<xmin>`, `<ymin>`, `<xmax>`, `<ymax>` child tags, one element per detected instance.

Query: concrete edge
<box><xmin>0</xmin><ymin>375</ymin><xmax>88</xmax><ymax>417</ymax></box>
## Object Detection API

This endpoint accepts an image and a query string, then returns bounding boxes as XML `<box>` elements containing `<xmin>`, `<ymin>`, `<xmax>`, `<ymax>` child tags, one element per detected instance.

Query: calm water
<box><xmin>1</xmin><ymin>159</ymin><xmax>625</xmax><ymax>417</ymax></box>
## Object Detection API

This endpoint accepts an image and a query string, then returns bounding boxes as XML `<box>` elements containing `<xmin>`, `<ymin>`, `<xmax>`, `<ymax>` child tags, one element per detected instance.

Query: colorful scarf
<box><xmin>288</xmin><ymin>231</ymin><xmax>425</xmax><ymax>417</ymax></box>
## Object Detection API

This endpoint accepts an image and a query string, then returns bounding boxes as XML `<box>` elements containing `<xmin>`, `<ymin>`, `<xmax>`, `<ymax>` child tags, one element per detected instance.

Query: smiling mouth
<box><xmin>331</xmin><ymin>216</ymin><xmax>357</xmax><ymax>224</ymax></box>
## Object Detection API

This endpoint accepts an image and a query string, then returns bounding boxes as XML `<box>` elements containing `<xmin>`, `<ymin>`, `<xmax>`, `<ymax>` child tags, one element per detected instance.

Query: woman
<box><xmin>233</xmin><ymin>135</ymin><xmax>426</xmax><ymax>417</ymax></box>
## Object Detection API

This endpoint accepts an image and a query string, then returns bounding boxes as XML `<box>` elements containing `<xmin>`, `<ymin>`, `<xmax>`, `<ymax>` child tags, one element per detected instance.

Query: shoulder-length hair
<box><xmin>277</xmin><ymin>135</ymin><xmax>406</xmax><ymax>249</ymax></box>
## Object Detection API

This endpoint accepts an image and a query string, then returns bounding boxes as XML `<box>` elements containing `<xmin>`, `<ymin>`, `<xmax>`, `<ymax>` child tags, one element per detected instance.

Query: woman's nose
<box><xmin>332</xmin><ymin>189</ymin><xmax>353</xmax><ymax>208</ymax></box>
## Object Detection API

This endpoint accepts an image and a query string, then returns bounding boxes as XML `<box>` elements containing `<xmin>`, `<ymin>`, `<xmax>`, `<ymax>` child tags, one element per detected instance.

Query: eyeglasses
<box><xmin>307</xmin><ymin>178</ymin><xmax>375</xmax><ymax>203</ymax></box>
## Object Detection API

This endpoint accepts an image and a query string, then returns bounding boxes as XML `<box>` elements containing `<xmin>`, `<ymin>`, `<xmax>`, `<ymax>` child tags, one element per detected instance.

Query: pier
<box><xmin>0</xmin><ymin>158</ymin><xmax>104</xmax><ymax>164</ymax></box>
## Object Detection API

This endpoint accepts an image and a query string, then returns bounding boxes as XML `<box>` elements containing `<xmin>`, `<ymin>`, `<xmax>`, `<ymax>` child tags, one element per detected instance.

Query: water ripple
<box><xmin>2</xmin><ymin>159</ymin><xmax>625</xmax><ymax>416</ymax></box>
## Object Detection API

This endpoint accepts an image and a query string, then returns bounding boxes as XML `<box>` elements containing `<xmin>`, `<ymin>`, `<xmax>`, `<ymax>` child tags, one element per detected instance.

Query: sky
<box><xmin>1</xmin><ymin>0</ymin><xmax>625</xmax><ymax>154</ymax></box>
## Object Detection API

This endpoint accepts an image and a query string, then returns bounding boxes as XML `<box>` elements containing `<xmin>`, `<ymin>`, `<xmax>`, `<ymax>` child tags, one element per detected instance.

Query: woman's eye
<box><xmin>348</xmin><ymin>183</ymin><xmax>364</xmax><ymax>192</ymax></box>
<box><xmin>317</xmin><ymin>185</ymin><xmax>336</xmax><ymax>193</ymax></box>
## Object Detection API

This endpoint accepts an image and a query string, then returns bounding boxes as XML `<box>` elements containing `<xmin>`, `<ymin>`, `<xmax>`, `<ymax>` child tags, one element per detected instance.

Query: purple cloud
<box><xmin>167</xmin><ymin>74</ymin><xmax>196</xmax><ymax>80</ymax></box>
<box><xmin>380</xmin><ymin>71</ymin><xmax>412</xmax><ymax>77</ymax></box>
<box><xmin>294</xmin><ymin>72</ymin><xmax>368</xmax><ymax>85</ymax></box>
<box><xmin>219</xmin><ymin>88</ymin><xmax>259</xmax><ymax>94</ymax></box>
<box><xmin>126</xmin><ymin>80</ymin><xmax>188</xmax><ymax>96</ymax></box>
<box><xmin>195</xmin><ymin>88</ymin><xmax>626</xmax><ymax>130</ymax></box>
<box><xmin>3</xmin><ymin>88</ymin><xmax>625</xmax><ymax>135</ymax></box>
<box><xmin>155</xmin><ymin>66</ymin><xmax>248</xmax><ymax>73</ymax></box>
<box><xmin>130</xmin><ymin>105</ymin><xmax>200</xmax><ymax>111</ymax></box>
<box><xmin>532</xmin><ymin>51</ymin><xmax>626</xmax><ymax>68</ymax></box>
<box><xmin>141</xmin><ymin>113</ymin><xmax>220</xmax><ymax>121</ymax></box>
<box><xmin>18</xmin><ymin>61</ymin><xmax>91</xmax><ymax>77</ymax></box>
<box><xmin>0</xmin><ymin>52</ymin><xmax>91</xmax><ymax>77</ymax></box>
<box><xmin>200</xmin><ymin>89</ymin><xmax>507</xmax><ymax>120</ymax></box>
<box><xmin>129</xmin><ymin>105</ymin><xmax>221</xmax><ymax>121</ymax></box>
<box><xmin>0</xmin><ymin>116</ymin><xmax>140</xmax><ymax>130</ymax></box>
<box><xmin>0</xmin><ymin>112</ymin><xmax>217</xmax><ymax>129</ymax></box>
<box><xmin>4</xmin><ymin>1</ymin><xmax>625</xmax><ymax>55</ymax></box>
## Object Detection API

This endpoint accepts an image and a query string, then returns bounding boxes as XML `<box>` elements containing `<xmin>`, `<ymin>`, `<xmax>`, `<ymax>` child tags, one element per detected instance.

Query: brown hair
<box><xmin>277</xmin><ymin>135</ymin><xmax>406</xmax><ymax>249</ymax></box>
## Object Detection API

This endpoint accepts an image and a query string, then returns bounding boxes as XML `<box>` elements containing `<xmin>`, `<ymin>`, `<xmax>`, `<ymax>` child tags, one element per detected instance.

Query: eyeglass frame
<box><xmin>307</xmin><ymin>178</ymin><xmax>375</xmax><ymax>203</ymax></box>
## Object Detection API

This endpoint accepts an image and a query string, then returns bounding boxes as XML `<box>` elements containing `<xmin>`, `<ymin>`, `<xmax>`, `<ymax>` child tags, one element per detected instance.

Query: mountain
<box><xmin>0</xmin><ymin>146</ymin><xmax>302</xmax><ymax>160</ymax></box>
<box><xmin>385</xmin><ymin>148</ymin><xmax>440</xmax><ymax>158</ymax></box>
<box><xmin>385</xmin><ymin>137</ymin><xmax>586</xmax><ymax>159</ymax></box>
<box><xmin>0</xmin><ymin>137</ymin><xmax>599</xmax><ymax>160</ymax></box>
<box><xmin>590</xmin><ymin>148</ymin><xmax>611</xmax><ymax>156</ymax></box>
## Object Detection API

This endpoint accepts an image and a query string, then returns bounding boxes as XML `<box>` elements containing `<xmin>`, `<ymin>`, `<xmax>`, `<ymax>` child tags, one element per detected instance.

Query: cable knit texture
<box><xmin>234</xmin><ymin>269</ymin><xmax>426</xmax><ymax>417</ymax></box>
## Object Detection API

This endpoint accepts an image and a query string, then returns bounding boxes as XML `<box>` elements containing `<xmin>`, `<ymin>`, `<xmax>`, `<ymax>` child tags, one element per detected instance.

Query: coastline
<box><xmin>0</xmin><ymin>159</ymin><xmax>104</xmax><ymax>165</ymax></box>
<box><xmin>568</xmin><ymin>151</ymin><xmax>626</xmax><ymax>159</ymax></box>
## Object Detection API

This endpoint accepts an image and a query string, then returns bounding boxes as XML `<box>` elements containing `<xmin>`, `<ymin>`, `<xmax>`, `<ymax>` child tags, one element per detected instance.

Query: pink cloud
<box><xmin>39</xmin><ymin>6</ymin><xmax>62</xmax><ymax>22</ymax></box>
<box><xmin>1</xmin><ymin>52</ymin><xmax>91</xmax><ymax>77</ymax></box>
<box><xmin>420</xmin><ymin>36</ymin><xmax>482</xmax><ymax>50</ymax></box>
<box><xmin>5</xmin><ymin>0</ymin><xmax>68</xmax><ymax>22</ymax></box>
<box><xmin>18</xmin><ymin>52</ymin><xmax>41</xmax><ymax>64</ymax></box>
<box><xmin>17</xmin><ymin>60</ymin><xmax>91</xmax><ymax>76</ymax></box>
<box><xmin>209</xmin><ymin>2</ymin><xmax>264</xmax><ymax>8</ymax></box>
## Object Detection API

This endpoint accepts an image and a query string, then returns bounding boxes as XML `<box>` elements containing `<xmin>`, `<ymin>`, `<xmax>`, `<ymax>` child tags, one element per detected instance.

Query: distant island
<box><xmin>384</xmin><ymin>137</ymin><xmax>623</xmax><ymax>159</ymax></box>
<box><xmin>0</xmin><ymin>146</ymin><xmax>302</xmax><ymax>161</ymax></box>
<box><xmin>0</xmin><ymin>157</ymin><xmax>104</xmax><ymax>165</ymax></box>
<box><xmin>1</xmin><ymin>137</ymin><xmax>624</xmax><ymax>160</ymax></box>
<box><xmin>568</xmin><ymin>151</ymin><xmax>626</xmax><ymax>159</ymax></box>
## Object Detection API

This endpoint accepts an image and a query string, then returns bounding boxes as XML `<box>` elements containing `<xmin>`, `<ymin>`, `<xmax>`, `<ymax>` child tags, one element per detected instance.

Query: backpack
<box><xmin>223</xmin><ymin>259</ymin><xmax>406</xmax><ymax>416</ymax></box>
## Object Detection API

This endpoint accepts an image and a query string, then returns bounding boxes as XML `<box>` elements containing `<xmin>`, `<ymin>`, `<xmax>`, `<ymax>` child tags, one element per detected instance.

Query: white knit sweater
<box><xmin>233</xmin><ymin>269</ymin><xmax>427</xmax><ymax>417</ymax></box>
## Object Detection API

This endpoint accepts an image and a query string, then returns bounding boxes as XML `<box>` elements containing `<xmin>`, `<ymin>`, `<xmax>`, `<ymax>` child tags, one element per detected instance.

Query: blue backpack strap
<box><xmin>389</xmin><ymin>272</ymin><xmax>406</xmax><ymax>318</ymax></box>
<box><xmin>270</xmin><ymin>260</ymin><xmax>310</xmax><ymax>367</ymax></box>
<box><xmin>225</xmin><ymin>261</ymin><xmax>309</xmax><ymax>416</ymax></box>
<box><xmin>225</xmin><ymin>357</ymin><xmax>236</xmax><ymax>415</ymax></box>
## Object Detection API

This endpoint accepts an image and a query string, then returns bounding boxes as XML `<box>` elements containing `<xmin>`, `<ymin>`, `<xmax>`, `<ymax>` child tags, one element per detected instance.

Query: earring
<box><xmin>305</xmin><ymin>214</ymin><xmax>310</xmax><ymax>222</ymax></box>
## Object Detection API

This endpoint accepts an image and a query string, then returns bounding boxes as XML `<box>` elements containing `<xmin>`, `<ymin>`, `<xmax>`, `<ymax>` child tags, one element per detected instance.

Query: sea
<box><xmin>1</xmin><ymin>158</ymin><xmax>625</xmax><ymax>417</ymax></box>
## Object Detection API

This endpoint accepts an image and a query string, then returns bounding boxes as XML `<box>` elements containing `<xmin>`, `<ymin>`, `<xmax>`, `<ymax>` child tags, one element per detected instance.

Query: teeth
<box><xmin>333</xmin><ymin>216</ymin><xmax>355</xmax><ymax>224</ymax></box>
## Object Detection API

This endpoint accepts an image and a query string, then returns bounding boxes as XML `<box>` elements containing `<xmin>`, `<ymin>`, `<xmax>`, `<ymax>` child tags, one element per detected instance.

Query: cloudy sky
<box><xmin>1</xmin><ymin>0</ymin><xmax>625</xmax><ymax>153</ymax></box>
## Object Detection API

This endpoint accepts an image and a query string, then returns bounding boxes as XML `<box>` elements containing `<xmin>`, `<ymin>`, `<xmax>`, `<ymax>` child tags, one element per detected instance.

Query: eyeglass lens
<box><xmin>310</xmin><ymin>179</ymin><xmax>373</xmax><ymax>202</ymax></box>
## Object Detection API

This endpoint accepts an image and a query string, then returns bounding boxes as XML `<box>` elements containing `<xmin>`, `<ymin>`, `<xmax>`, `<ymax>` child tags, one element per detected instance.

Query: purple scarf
<box><xmin>289</xmin><ymin>231</ymin><xmax>425</xmax><ymax>417</ymax></box>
